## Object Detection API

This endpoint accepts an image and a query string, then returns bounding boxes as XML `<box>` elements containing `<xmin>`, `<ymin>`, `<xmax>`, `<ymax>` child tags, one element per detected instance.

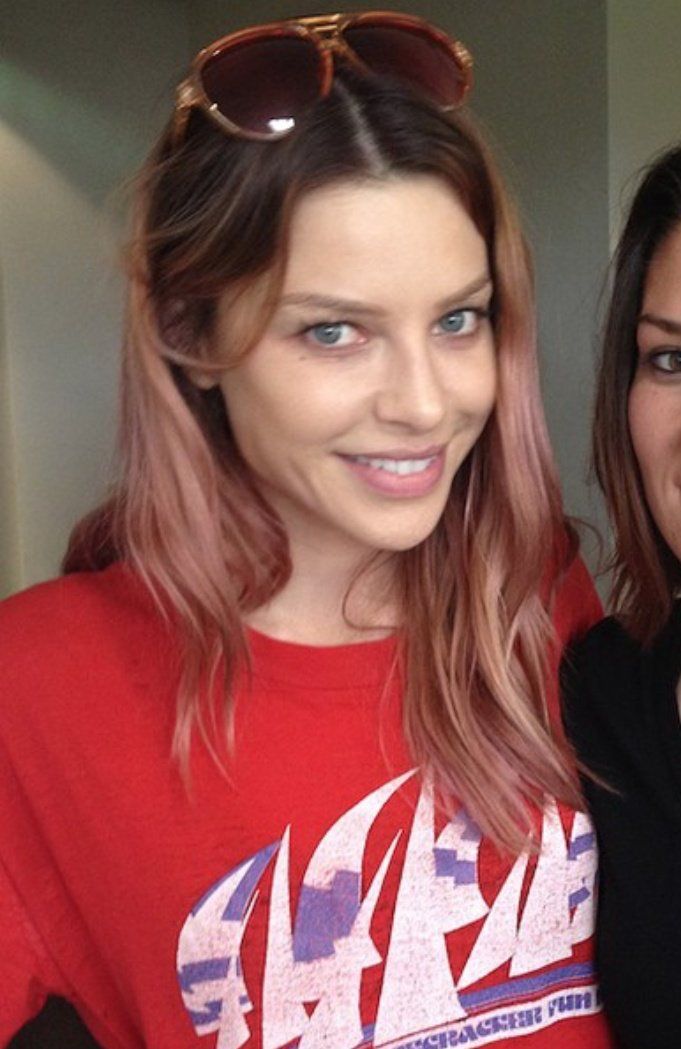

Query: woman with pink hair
<box><xmin>0</xmin><ymin>13</ymin><xmax>612</xmax><ymax>1048</ymax></box>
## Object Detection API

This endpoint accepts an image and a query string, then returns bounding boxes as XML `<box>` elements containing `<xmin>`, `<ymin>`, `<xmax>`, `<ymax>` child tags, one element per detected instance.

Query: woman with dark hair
<box><xmin>0</xmin><ymin>13</ymin><xmax>612</xmax><ymax>1048</ymax></box>
<box><xmin>562</xmin><ymin>145</ymin><xmax>681</xmax><ymax>1049</ymax></box>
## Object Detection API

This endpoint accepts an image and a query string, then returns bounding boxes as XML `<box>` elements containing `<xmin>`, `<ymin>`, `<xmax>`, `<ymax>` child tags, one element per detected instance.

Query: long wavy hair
<box><xmin>64</xmin><ymin>69</ymin><xmax>579</xmax><ymax>851</ymax></box>
<box><xmin>593</xmin><ymin>145</ymin><xmax>681</xmax><ymax>641</ymax></box>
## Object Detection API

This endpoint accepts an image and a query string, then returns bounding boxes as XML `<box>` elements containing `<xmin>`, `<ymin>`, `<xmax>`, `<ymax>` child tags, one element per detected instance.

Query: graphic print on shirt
<box><xmin>176</xmin><ymin>774</ymin><xmax>601</xmax><ymax>1047</ymax></box>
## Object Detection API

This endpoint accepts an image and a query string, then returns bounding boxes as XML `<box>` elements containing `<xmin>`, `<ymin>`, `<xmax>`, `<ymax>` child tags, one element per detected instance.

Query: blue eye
<box><xmin>437</xmin><ymin>309</ymin><xmax>483</xmax><ymax>336</ymax></box>
<box><xmin>305</xmin><ymin>322</ymin><xmax>357</xmax><ymax>348</ymax></box>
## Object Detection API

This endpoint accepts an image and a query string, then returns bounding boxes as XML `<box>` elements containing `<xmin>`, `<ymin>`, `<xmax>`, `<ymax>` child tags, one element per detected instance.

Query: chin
<box><xmin>661</xmin><ymin>527</ymin><xmax>681</xmax><ymax>563</ymax></box>
<box><xmin>368</xmin><ymin>525</ymin><xmax>442</xmax><ymax>555</ymax></box>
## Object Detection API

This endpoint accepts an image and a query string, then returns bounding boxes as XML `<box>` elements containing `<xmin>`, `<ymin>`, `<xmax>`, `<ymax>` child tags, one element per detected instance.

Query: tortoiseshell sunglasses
<box><xmin>172</xmin><ymin>11</ymin><xmax>473</xmax><ymax>144</ymax></box>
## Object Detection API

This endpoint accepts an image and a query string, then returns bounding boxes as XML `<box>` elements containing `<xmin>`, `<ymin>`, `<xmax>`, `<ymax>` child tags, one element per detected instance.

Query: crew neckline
<box><xmin>246</xmin><ymin>626</ymin><xmax>400</xmax><ymax>689</ymax></box>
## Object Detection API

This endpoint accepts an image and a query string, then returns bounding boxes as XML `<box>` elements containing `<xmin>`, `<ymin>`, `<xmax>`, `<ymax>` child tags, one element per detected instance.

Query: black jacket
<box><xmin>562</xmin><ymin>606</ymin><xmax>681</xmax><ymax>1049</ymax></box>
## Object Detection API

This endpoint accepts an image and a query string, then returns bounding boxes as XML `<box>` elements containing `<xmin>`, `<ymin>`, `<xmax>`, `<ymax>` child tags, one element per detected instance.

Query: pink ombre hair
<box><xmin>64</xmin><ymin>71</ymin><xmax>579</xmax><ymax>851</ymax></box>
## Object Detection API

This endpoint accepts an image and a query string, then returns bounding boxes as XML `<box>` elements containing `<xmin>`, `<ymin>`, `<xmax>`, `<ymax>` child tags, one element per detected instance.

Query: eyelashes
<box><xmin>436</xmin><ymin>307</ymin><xmax>490</xmax><ymax>337</ymax></box>
<box><xmin>298</xmin><ymin>306</ymin><xmax>492</xmax><ymax>352</ymax></box>
<box><xmin>641</xmin><ymin>347</ymin><xmax>681</xmax><ymax>375</ymax></box>
<box><xmin>301</xmin><ymin>322</ymin><xmax>363</xmax><ymax>349</ymax></box>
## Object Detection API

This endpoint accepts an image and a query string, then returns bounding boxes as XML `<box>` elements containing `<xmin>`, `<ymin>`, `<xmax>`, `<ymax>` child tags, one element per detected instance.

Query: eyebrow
<box><xmin>638</xmin><ymin>313</ymin><xmax>681</xmax><ymax>337</ymax></box>
<box><xmin>278</xmin><ymin>274</ymin><xmax>493</xmax><ymax>316</ymax></box>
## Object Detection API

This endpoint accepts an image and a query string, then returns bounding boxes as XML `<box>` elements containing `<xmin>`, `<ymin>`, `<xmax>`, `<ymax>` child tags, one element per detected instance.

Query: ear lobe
<box><xmin>183</xmin><ymin>331</ymin><xmax>223</xmax><ymax>390</ymax></box>
<box><xmin>185</xmin><ymin>366</ymin><xmax>220</xmax><ymax>390</ymax></box>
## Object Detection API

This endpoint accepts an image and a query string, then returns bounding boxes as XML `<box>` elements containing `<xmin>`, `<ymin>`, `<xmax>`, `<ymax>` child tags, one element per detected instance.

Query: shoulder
<box><xmin>0</xmin><ymin>563</ymin><xmax>161</xmax><ymax>656</ymax></box>
<box><xmin>564</xmin><ymin>600</ymin><xmax>681</xmax><ymax>700</ymax></box>
<box><xmin>0</xmin><ymin>564</ymin><xmax>176</xmax><ymax>721</ymax></box>
<box><xmin>563</xmin><ymin>612</ymin><xmax>644</xmax><ymax>690</ymax></box>
<box><xmin>560</xmin><ymin>614</ymin><xmax>643</xmax><ymax>742</ymax></box>
<box><xmin>550</xmin><ymin>552</ymin><xmax>603</xmax><ymax>645</ymax></box>
<box><xmin>1</xmin><ymin>562</ymin><xmax>125</xmax><ymax>626</ymax></box>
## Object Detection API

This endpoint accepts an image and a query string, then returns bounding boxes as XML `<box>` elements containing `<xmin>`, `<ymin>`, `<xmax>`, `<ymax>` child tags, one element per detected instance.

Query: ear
<box><xmin>160</xmin><ymin>298</ymin><xmax>221</xmax><ymax>389</ymax></box>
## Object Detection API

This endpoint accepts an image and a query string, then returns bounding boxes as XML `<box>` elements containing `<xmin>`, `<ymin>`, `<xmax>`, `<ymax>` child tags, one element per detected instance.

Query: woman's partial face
<box><xmin>213</xmin><ymin>175</ymin><xmax>496</xmax><ymax>563</ymax></box>
<box><xmin>629</xmin><ymin>221</ymin><xmax>681</xmax><ymax>559</ymax></box>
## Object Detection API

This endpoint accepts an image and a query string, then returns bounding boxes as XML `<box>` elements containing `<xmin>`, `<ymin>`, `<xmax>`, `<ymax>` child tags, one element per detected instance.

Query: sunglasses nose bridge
<box><xmin>297</xmin><ymin>17</ymin><xmax>354</xmax><ymax>54</ymax></box>
<box><xmin>314</xmin><ymin>31</ymin><xmax>364</xmax><ymax>72</ymax></box>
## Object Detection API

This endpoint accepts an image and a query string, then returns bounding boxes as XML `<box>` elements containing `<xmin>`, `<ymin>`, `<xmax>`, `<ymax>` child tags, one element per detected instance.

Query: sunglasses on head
<box><xmin>172</xmin><ymin>11</ymin><xmax>473</xmax><ymax>144</ymax></box>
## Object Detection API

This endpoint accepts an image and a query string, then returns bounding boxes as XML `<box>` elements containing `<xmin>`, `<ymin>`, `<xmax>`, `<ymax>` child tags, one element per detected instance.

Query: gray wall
<box><xmin>608</xmin><ymin>0</ymin><xmax>681</xmax><ymax>241</ymax></box>
<box><xmin>0</xmin><ymin>0</ymin><xmax>189</xmax><ymax>592</ymax></box>
<box><xmin>0</xmin><ymin>1</ymin><xmax>672</xmax><ymax>596</ymax></box>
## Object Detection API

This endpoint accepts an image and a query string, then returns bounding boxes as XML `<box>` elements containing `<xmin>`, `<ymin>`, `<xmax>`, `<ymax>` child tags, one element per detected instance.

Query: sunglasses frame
<box><xmin>172</xmin><ymin>10</ymin><xmax>473</xmax><ymax>145</ymax></box>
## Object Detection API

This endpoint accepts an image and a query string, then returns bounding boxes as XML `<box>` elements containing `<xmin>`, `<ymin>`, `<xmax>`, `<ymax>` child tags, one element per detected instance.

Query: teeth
<box><xmin>353</xmin><ymin>455</ymin><xmax>436</xmax><ymax>475</ymax></box>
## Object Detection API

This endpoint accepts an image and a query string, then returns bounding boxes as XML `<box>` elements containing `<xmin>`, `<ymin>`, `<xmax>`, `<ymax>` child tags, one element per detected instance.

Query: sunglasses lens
<box><xmin>343</xmin><ymin>23</ymin><xmax>468</xmax><ymax>108</ymax></box>
<box><xmin>201</xmin><ymin>35</ymin><xmax>322</xmax><ymax>136</ymax></box>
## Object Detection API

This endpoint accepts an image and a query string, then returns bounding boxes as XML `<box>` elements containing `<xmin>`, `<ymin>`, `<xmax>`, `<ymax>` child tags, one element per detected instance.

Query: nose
<box><xmin>373</xmin><ymin>339</ymin><xmax>448</xmax><ymax>432</ymax></box>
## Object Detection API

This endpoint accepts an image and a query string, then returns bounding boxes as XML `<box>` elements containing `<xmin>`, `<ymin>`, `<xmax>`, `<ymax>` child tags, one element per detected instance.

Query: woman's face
<box><xmin>629</xmin><ymin>221</ymin><xmax>681</xmax><ymax>558</ymax></box>
<box><xmin>213</xmin><ymin>174</ymin><xmax>496</xmax><ymax>563</ymax></box>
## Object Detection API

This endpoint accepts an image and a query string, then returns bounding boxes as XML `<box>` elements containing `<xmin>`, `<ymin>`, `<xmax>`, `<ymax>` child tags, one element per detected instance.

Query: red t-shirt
<box><xmin>0</xmin><ymin>560</ymin><xmax>613</xmax><ymax>1048</ymax></box>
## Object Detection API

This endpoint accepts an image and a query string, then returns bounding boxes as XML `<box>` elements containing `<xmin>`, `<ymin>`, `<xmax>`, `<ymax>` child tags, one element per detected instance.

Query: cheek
<box><xmin>627</xmin><ymin>382</ymin><xmax>681</xmax><ymax>509</ymax></box>
<box><xmin>627</xmin><ymin>383</ymin><xmax>651</xmax><ymax>470</ymax></box>
<box><xmin>458</xmin><ymin>353</ymin><xmax>497</xmax><ymax>418</ymax></box>
<box><xmin>220</xmin><ymin>368</ymin><xmax>356</xmax><ymax>453</ymax></box>
<box><xmin>482</xmin><ymin>361</ymin><xmax>498</xmax><ymax>413</ymax></box>
<box><xmin>628</xmin><ymin>383</ymin><xmax>667</xmax><ymax>474</ymax></box>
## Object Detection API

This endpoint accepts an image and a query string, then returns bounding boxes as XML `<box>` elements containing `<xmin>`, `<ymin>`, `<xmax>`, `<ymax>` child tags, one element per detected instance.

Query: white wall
<box><xmin>0</xmin><ymin>0</ymin><xmax>189</xmax><ymax>595</ymax></box>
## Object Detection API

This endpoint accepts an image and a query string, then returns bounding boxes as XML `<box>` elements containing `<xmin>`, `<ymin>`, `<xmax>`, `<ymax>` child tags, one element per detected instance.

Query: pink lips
<box><xmin>339</xmin><ymin>448</ymin><xmax>446</xmax><ymax>497</ymax></box>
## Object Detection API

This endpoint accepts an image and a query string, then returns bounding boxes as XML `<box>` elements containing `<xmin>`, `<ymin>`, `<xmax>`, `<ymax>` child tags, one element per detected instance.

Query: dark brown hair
<box><xmin>594</xmin><ymin>145</ymin><xmax>681</xmax><ymax>640</ymax></box>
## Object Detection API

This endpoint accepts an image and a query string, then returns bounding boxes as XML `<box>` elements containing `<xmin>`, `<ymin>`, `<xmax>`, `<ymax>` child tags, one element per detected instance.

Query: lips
<box><xmin>338</xmin><ymin>447</ymin><xmax>446</xmax><ymax>496</ymax></box>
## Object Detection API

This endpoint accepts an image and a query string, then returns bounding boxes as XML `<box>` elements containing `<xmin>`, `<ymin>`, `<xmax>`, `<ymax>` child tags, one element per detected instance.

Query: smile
<box><xmin>350</xmin><ymin>455</ymin><xmax>437</xmax><ymax>475</ymax></box>
<box><xmin>339</xmin><ymin>448</ymin><xmax>446</xmax><ymax>497</ymax></box>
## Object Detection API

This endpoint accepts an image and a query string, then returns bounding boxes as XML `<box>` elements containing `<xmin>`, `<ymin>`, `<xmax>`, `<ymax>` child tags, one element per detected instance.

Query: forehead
<box><xmin>643</xmin><ymin>222</ymin><xmax>681</xmax><ymax>314</ymax></box>
<box><xmin>282</xmin><ymin>175</ymin><xmax>488</xmax><ymax>298</ymax></box>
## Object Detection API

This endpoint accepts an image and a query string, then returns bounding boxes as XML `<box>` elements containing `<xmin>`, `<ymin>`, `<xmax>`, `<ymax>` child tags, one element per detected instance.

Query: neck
<box><xmin>246</xmin><ymin>537</ymin><xmax>399</xmax><ymax>645</ymax></box>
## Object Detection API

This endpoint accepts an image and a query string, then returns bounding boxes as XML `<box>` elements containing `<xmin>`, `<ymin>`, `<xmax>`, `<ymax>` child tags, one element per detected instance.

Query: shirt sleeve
<box><xmin>545</xmin><ymin>552</ymin><xmax>603</xmax><ymax>725</ymax></box>
<box><xmin>0</xmin><ymin>855</ymin><xmax>64</xmax><ymax>1042</ymax></box>
<box><xmin>551</xmin><ymin>553</ymin><xmax>603</xmax><ymax>649</ymax></box>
